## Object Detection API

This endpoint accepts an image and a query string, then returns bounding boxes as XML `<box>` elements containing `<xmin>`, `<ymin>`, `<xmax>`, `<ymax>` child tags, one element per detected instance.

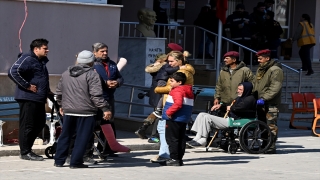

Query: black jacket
<box><xmin>263</xmin><ymin>19</ymin><xmax>283</xmax><ymax>41</ymax></box>
<box><xmin>8</xmin><ymin>50</ymin><xmax>50</xmax><ymax>103</ymax></box>
<box><xmin>226</xmin><ymin>11</ymin><xmax>252</xmax><ymax>40</ymax></box>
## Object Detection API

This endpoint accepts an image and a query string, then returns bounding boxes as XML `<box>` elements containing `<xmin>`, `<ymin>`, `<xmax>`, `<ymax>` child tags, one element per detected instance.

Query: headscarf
<box><xmin>240</xmin><ymin>82</ymin><xmax>253</xmax><ymax>97</ymax></box>
<box><xmin>228</xmin><ymin>82</ymin><xmax>254</xmax><ymax>119</ymax></box>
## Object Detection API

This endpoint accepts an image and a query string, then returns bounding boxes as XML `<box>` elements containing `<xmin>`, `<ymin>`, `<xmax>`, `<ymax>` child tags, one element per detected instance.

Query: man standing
<box><xmin>8</xmin><ymin>39</ymin><xmax>50</xmax><ymax>161</ymax></box>
<box><xmin>226</xmin><ymin>4</ymin><xmax>252</xmax><ymax>65</ymax></box>
<box><xmin>214</xmin><ymin>51</ymin><xmax>254</xmax><ymax>106</ymax></box>
<box><xmin>54</xmin><ymin>50</ymin><xmax>112</xmax><ymax>168</ymax></box>
<box><xmin>92</xmin><ymin>42</ymin><xmax>124</xmax><ymax>157</ymax></box>
<box><xmin>253</xmin><ymin>49</ymin><xmax>283</xmax><ymax>154</ymax></box>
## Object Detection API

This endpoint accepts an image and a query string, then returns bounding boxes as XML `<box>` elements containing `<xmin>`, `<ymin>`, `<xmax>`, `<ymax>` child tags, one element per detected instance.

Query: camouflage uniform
<box><xmin>253</xmin><ymin>59</ymin><xmax>284</xmax><ymax>153</ymax></box>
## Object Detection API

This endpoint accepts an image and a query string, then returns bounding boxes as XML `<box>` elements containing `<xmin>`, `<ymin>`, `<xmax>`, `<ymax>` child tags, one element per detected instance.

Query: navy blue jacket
<box><xmin>94</xmin><ymin>58</ymin><xmax>123</xmax><ymax>101</ymax></box>
<box><xmin>8</xmin><ymin>50</ymin><xmax>50</xmax><ymax>103</ymax></box>
<box><xmin>155</xmin><ymin>63</ymin><xmax>179</xmax><ymax>81</ymax></box>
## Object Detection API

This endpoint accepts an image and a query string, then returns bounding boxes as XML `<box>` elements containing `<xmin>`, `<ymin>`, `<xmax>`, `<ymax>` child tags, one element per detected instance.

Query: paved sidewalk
<box><xmin>0</xmin><ymin>113</ymin><xmax>316</xmax><ymax>157</ymax></box>
<box><xmin>0</xmin><ymin>119</ymin><xmax>319</xmax><ymax>180</ymax></box>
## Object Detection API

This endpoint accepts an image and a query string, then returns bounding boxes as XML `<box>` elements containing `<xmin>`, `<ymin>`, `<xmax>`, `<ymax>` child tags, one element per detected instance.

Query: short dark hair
<box><xmin>30</xmin><ymin>39</ymin><xmax>49</xmax><ymax>50</ymax></box>
<box><xmin>170</xmin><ymin>72</ymin><xmax>187</xmax><ymax>85</ymax></box>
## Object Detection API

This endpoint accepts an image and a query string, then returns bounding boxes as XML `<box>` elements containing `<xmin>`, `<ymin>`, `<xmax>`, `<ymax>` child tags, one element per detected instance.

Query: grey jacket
<box><xmin>56</xmin><ymin>64</ymin><xmax>110</xmax><ymax>115</ymax></box>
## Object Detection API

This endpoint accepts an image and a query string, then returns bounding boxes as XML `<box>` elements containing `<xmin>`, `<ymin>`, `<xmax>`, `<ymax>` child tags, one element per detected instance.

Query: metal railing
<box><xmin>119</xmin><ymin>22</ymin><xmax>302</xmax><ymax>102</ymax></box>
<box><xmin>115</xmin><ymin>83</ymin><xmax>215</xmax><ymax>118</ymax></box>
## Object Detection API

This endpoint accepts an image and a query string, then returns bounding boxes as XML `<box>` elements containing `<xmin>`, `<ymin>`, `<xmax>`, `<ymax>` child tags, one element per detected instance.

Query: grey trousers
<box><xmin>191</xmin><ymin>112</ymin><xmax>229</xmax><ymax>138</ymax></box>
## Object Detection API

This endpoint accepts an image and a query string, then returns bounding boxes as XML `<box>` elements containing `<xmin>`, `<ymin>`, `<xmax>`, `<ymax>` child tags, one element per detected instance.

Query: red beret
<box><xmin>256</xmin><ymin>49</ymin><xmax>271</xmax><ymax>56</ymax></box>
<box><xmin>223</xmin><ymin>51</ymin><xmax>239</xmax><ymax>58</ymax></box>
<box><xmin>168</xmin><ymin>43</ymin><xmax>183</xmax><ymax>52</ymax></box>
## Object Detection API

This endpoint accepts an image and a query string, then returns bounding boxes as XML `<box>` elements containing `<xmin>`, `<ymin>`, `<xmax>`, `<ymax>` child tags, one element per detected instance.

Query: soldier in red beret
<box><xmin>214</xmin><ymin>51</ymin><xmax>254</xmax><ymax>106</ymax></box>
<box><xmin>253</xmin><ymin>49</ymin><xmax>284</xmax><ymax>154</ymax></box>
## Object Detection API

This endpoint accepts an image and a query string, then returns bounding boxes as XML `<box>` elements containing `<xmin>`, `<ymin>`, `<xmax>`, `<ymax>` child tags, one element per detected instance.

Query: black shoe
<box><xmin>69</xmin><ymin>164</ymin><xmax>89</xmax><ymax>169</ymax></box>
<box><xmin>103</xmin><ymin>150</ymin><xmax>119</xmax><ymax>157</ymax></box>
<box><xmin>54</xmin><ymin>163</ymin><xmax>64</xmax><ymax>167</ymax></box>
<box><xmin>135</xmin><ymin>128</ymin><xmax>148</xmax><ymax>139</ymax></box>
<box><xmin>306</xmin><ymin>71</ymin><xmax>314</xmax><ymax>76</ymax></box>
<box><xmin>83</xmin><ymin>157</ymin><xmax>98</xmax><ymax>164</ymax></box>
<box><xmin>166</xmin><ymin>159</ymin><xmax>182</xmax><ymax>166</ymax></box>
<box><xmin>180</xmin><ymin>160</ymin><xmax>184</xmax><ymax>166</ymax></box>
<box><xmin>20</xmin><ymin>152</ymin><xmax>44</xmax><ymax>161</ymax></box>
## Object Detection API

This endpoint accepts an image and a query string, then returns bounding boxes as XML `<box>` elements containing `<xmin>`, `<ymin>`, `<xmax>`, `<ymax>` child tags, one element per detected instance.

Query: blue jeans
<box><xmin>157</xmin><ymin>119</ymin><xmax>170</xmax><ymax>158</ymax></box>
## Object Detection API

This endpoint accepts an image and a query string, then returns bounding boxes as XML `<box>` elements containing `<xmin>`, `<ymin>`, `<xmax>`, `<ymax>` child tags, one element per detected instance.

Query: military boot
<box><xmin>264</xmin><ymin>135</ymin><xmax>277</xmax><ymax>154</ymax></box>
<box><xmin>135</xmin><ymin>124</ymin><xmax>149</xmax><ymax>139</ymax></box>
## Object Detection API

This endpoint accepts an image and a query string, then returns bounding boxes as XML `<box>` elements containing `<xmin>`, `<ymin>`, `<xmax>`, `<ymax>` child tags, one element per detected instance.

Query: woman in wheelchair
<box><xmin>187</xmin><ymin>82</ymin><xmax>256</xmax><ymax>147</ymax></box>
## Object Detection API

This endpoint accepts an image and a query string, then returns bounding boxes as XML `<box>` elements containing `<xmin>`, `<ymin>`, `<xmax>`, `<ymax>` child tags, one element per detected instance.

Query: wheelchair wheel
<box><xmin>239</xmin><ymin>121</ymin><xmax>272</xmax><ymax>154</ymax></box>
<box><xmin>228</xmin><ymin>141</ymin><xmax>238</xmax><ymax>154</ymax></box>
<box><xmin>45</xmin><ymin>146</ymin><xmax>55</xmax><ymax>159</ymax></box>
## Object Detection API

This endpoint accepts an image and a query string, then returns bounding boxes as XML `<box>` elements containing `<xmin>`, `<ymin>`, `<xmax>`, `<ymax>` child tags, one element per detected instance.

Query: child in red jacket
<box><xmin>162</xmin><ymin>72</ymin><xmax>194</xmax><ymax>166</ymax></box>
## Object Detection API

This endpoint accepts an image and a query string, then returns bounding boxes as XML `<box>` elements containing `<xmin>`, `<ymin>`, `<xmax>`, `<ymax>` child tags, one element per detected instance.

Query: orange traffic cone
<box><xmin>100</xmin><ymin>124</ymin><xmax>131</xmax><ymax>152</ymax></box>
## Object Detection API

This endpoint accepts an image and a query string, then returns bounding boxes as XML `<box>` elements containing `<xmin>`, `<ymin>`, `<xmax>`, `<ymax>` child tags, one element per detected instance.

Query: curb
<box><xmin>0</xmin><ymin>143</ymin><xmax>160</xmax><ymax>157</ymax></box>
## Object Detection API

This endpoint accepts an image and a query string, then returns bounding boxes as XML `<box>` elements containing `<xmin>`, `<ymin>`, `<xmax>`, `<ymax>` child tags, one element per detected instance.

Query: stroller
<box><xmin>44</xmin><ymin>95</ymin><xmax>130</xmax><ymax>160</ymax></box>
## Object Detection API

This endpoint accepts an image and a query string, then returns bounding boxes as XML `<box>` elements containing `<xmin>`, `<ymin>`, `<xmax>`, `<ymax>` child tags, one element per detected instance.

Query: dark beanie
<box><xmin>236</xmin><ymin>4</ymin><xmax>245</xmax><ymax>10</ymax></box>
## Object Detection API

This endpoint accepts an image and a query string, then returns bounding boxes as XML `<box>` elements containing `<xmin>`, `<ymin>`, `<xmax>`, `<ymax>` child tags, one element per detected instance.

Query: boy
<box><xmin>162</xmin><ymin>72</ymin><xmax>194</xmax><ymax>166</ymax></box>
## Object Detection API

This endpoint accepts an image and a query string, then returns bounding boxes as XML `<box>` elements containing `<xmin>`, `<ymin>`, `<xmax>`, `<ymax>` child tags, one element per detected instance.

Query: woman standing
<box><xmin>150</xmin><ymin>50</ymin><xmax>195</xmax><ymax>164</ymax></box>
<box><xmin>292</xmin><ymin>14</ymin><xmax>316</xmax><ymax>75</ymax></box>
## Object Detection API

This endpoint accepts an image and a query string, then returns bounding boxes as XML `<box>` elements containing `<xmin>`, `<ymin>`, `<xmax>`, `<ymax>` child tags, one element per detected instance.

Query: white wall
<box><xmin>0</xmin><ymin>0</ymin><xmax>122</xmax><ymax>74</ymax></box>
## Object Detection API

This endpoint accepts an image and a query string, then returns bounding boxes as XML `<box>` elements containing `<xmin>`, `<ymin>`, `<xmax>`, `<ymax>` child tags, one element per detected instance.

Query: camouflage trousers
<box><xmin>266</xmin><ymin>106</ymin><xmax>279</xmax><ymax>139</ymax></box>
<box><xmin>257</xmin><ymin>105</ymin><xmax>279</xmax><ymax>146</ymax></box>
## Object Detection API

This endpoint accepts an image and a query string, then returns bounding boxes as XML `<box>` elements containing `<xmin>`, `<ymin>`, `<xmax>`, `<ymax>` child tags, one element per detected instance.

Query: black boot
<box><xmin>135</xmin><ymin>124</ymin><xmax>149</xmax><ymax>139</ymax></box>
<box><xmin>264</xmin><ymin>135</ymin><xmax>277</xmax><ymax>154</ymax></box>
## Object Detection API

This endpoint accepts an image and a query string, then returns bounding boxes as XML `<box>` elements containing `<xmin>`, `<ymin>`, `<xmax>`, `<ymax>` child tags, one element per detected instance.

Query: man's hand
<box><xmin>27</xmin><ymin>84</ymin><xmax>37</xmax><ymax>93</ymax></box>
<box><xmin>213</xmin><ymin>99</ymin><xmax>220</xmax><ymax>105</ymax></box>
<box><xmin>103</xmin><ymin>111</ymin><xmax>112</xmax><ymax>120</ymax></box>
<box><xmin>211</xmin><ymin>104</ymin><xmax>221</xmax><ymax>111</ymax></box>
<box><xmin>226</xmin><ymin>106</ymin><xmax>231</xmax><ymax>111</ymax></box>
<box><xmin>167</xmin><ymin>114</ymin><xmax>172</xmax><ymax>119</ymax></box>
<box><xmin>59</xmin><ymin>108</ymin><xmax>64</xmax><ymax>116</ymax></box>
<box><xmin>107</xmin><ymin>80</ymin><xmax>118</xmax><ymax>89</ymax></box>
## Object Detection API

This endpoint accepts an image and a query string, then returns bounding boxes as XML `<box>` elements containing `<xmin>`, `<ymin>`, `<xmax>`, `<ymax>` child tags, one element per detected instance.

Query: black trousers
<box><xmin>54</xmin><ymin>115</ymin><xmax>95</xmax><ymax>166</ymax></box>
<box><xmin>17</xmin><ymin>100</ymin><xmax>46</xmax><ymax>155</ymax></box>
<box><xmin>165</xmin><ymin>121</ymin><xmax>186</xmax><ymax>160</ymax></box>
<box><xmin>68</xmin><ymin>99</ymin><xmax>116</xmax><ymax>156</ymax></box>
<box><xmin>299</xmin><ymin>44</ymin><xmax>314</xmax><ymax>72</ymax></box>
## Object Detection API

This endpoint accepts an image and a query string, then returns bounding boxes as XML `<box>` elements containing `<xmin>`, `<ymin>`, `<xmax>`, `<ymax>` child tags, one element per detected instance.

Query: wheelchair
<box><xmin>206</xmin><ymin>117</ymin><xmax>273</xmax><ymax>154</ymax></box>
